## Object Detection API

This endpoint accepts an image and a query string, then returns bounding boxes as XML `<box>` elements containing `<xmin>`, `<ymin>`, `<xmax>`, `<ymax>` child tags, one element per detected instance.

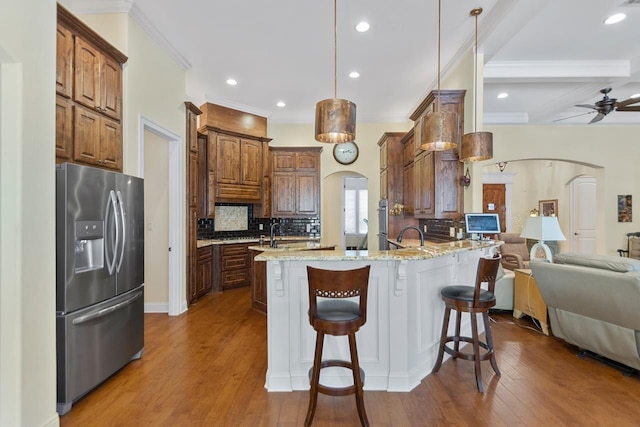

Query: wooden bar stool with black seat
<box><xmin>432</xmin><ymin>254</ymin><xmax>501</xmax><ymax>393</ymax></box>
<box><xmin>305</xmin><ymin>265</ymin><xmax>370</xmax><ymax>427</ymax></box>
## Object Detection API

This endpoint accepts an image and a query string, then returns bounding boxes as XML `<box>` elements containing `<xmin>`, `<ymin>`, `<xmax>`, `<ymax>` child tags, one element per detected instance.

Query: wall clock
<box><xmin>332</xmin><ymin>141</ymin><xmax>359</xmax><ymax>165</ymax></box>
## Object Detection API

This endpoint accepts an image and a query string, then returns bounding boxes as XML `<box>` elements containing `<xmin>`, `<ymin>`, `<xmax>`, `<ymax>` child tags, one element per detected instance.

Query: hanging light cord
<box><xmin>333</xmin><ymin>0</ymin><xmax>337</xmax><ymax>99</ymax></box>
<box><xmin>436</xmin><ymin>0</ymin><xmax>442</xmax><ymax>112</ymax></box>
<box><xmin>473</xmin><ymin>10</ymin><xmax>478</xmax><ymax>132</ymax></box>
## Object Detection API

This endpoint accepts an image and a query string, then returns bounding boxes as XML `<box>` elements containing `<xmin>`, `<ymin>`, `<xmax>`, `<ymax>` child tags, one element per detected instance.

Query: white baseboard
<box><xmin>144</xmin><ymin>302</ymin><xmax>168</xmax><ymax>313</ymax></box>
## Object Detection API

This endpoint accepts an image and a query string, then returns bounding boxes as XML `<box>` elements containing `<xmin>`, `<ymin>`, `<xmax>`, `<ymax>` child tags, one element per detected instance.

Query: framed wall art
<box><xmin>538</xmin><ymin>199</ymin><xmax>558</xmax><ymax>217</ymax></box>
<box><xmin>618</xmin><ymin>195</ymin><xmax>632</xmax><ymax>222</ymax></box>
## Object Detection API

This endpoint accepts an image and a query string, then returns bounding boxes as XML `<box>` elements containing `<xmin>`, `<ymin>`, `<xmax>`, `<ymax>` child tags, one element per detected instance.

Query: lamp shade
<box><xmin>315</xmin><ymin>98</ymin><xmax>357</xmax><ymax>143</ymax></box>
<box><xmin>460</xmin><ymin>131</ymin><xmax>493</xmax><ymax>162</ymax></box>
<box><xmin>420</xmin><ymin>110</ymin><xmax>457</xmax><ymax>151</ymax></box>
<box><xmin>520</xmin><ymin>216</ymin><xmax>566</xmax><ymax>242</ymax></box>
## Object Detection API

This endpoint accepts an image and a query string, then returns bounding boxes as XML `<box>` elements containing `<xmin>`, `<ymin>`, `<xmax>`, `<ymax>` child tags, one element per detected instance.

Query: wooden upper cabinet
<box><xmin>216</xmin><ymin>134</ymin><xmax>241</xmax><ymax>184</ymax></box>
<box><xmin>241</xmin><ymin>139</ymin><xmax>262</xmax><ymax>186</ymax></box>
<box><xmin>56</xmin><ymin>24</ymin><xmax>73</xmax><ymax>98</ymax></box>
<box><xmin>410</xmin><ymin>90</ymin><xmax>465</xmax><ymax>219</ymax></box>
<box><xmin>56</xmin><ymin>4</ymin><xmax>127</xmax><ymax>171</ymax></box>
<box><xmin>74</xmin><ymin>37</ymin><xmax>122</xmax><ymax>120</ymax></box>
<box><xmin>271</xmin><ymin>148</ymin><xmax>321</xmax><ymax>218</ymax></box>
<box><xmin>56</xmin><ymin>95</ymin><xmax>73</xmax><ymax>161</ymax></box>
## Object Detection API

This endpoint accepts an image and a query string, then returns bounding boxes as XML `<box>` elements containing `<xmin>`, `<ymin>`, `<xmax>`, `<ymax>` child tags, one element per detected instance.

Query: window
<box><xmin>343</xmin><ymin>177</ymin><xmax>368</xmax><ymax>236</ymax></box>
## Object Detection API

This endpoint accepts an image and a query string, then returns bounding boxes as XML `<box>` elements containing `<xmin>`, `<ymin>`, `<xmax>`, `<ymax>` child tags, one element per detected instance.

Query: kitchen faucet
<box><xmin>397</xmin><ymin>225</ymin><xmax>424</xmax><ymax>246</ymax></box>
<box><xmin>270</xmin><ymin>223</ymin><xmax>281</xmax><ymax>248</ymax></box>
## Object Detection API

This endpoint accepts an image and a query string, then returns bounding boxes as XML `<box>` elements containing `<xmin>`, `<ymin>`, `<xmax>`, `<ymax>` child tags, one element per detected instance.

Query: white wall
<box><xmin>78</xmin><ymin>12</ymin><xmax>187</xmax><ymax>306</ymax></box>
<box><xmin>468</xmin><ymin>125</ymin><xmax>640</xmax><ymax>255</ymax></box>
<box><xmin>0</xmin><ymin>0</ymin><xmax>58</xmax><ymax>426</ymax></box>
<box><xmin>269</xmin><ymin>121</ymin><xmax>411</xmax><ymax>250</ymax></box>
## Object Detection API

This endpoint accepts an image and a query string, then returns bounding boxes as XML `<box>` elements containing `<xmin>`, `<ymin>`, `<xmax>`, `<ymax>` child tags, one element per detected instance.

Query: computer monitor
<box><xmin>464</xmin><ymin>213</ymin><xmax>501</xmax><ymax>239</ymax></box>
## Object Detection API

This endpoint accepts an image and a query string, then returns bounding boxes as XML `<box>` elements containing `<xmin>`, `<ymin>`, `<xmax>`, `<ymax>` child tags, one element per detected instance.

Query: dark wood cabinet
<box><xmin>73</xmin><ymin>105</ymin><xmax>122</xmax><ymax>170</ymax></box>
<box><xmin>250</xmin><ymin>250</ymin><xmax>267</xmax><ymax>315</ymax></box>
<box><xmin>185</xmin><ymin>102</ymin><xmax>203</xmax><ymax>306</ymax></box>
<box><xmin>409</xmin><ymin>90</ymin><xmax>465</xmax><ymax>219</ymax></box>
<box><xmin>271</xmin><ymin>148</ymin><xmax>321</xmax><ymax>218</ymax></box>
<box><xmin>221</xmin><ymin>244</ymin><xmax>251</xmax><ymax>290</ymax></box>
<box><xmin>56</xmin><ymin>4</ymin><xmax>127</xmax><ymax>171</ymax></box>
<box><xmin>401</xmin><ymin>130</ymin><xmax>415</xmax><ymax>215</ymax></box>
<box><xmin>195</xmin><ymin>246</ymin><xmax>213</xmax><ymax>300</ymax></box>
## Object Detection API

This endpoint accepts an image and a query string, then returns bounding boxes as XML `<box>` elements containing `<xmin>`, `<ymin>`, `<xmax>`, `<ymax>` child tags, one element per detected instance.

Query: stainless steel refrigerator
<box><xmin>378</xmin><ymin>199</ymin><xmax>389</xmax><ymax>250</ymax></box>
<box><xmin>56</xmin><ymin>163</ymin><xmax>144</xmax><ymax>415</ymax></box>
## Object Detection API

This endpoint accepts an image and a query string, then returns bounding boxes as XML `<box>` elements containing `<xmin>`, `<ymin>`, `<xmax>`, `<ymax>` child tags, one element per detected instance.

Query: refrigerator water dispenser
<box><xmin>74</xmin><ymin>221</ymin><xmax>104</xmax><ymax>273</ymax></box>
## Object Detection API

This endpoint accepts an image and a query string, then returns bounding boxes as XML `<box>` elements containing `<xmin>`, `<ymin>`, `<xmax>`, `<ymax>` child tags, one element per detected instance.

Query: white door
<box><xmin>570</xmin><ymin>176</ymin><xmax>597</xmax><ymax>254</ymax></box>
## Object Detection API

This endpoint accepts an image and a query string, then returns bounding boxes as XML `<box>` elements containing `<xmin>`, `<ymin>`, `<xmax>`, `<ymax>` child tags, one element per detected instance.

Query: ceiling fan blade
<box><xmin>589</xmin><ymin>113</ymin><xmax>605</xmax><ymax>124</ymax></box>
<box><xmin>617</xmin><ymin>105</ymin><xmax>640</xmax><ymax>112</ymax></box>
<box><xmin>616</xmin><ymin>97</ymin><xmax>640</xmax><ymax>108</ymax></box>
<box><xmin>575</xmin><ymin>104</ymin><xmax>596</xmax><ymax>109</ymax></box>
<box><xmin>553</xmin><ymin>111</ymin><xmax>595</xmax><ymax>122</ymax></box>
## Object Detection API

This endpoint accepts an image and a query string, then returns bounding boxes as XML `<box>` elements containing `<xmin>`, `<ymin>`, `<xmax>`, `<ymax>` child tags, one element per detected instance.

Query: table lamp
<box><xmin>520</xmin><ymin>216</ymin><xmax>566</xmax><ymax>262</ymax></box>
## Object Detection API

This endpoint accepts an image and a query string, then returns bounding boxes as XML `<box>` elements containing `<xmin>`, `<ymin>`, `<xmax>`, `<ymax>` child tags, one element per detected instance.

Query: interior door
<box><xmin>570</xmin><ymin>176</ymin><xmax>597</xmax><ymax>254</ymax></box>
<box><xmin>482</xmin><ymin>184</ymin><xmax>506</xmax><ymax>232</ymax></box>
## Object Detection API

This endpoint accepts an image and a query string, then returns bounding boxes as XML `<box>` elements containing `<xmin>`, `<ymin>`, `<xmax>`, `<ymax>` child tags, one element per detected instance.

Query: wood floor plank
<box><xmin>60</xmin><ymin>287</ymin><xmax>640</xmax><ymax>426</ymax></box>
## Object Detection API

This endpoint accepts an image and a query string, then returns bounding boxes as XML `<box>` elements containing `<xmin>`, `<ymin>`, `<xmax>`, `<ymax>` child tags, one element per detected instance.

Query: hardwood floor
<box><xmin>60</xmin><ymin>287</ymin><xmax>640</xmax><ymax>426</ymax></box>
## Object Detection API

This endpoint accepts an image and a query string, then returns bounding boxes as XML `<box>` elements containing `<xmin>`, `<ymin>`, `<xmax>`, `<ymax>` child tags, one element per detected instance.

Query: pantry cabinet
<box><xmin>409</xmin><ymin>90</ymin><xmax>465</xmax><ymax>219</ymax></box>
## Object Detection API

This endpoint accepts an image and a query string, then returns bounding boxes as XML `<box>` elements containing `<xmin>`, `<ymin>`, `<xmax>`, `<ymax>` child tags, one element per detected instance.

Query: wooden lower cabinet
<box><xmin>220</xmin><ymin>243</ymin><xmax>251</xmax><ymax>290</ymax></box>
<box><xmin>195</xmin><ymin>246</ymin><xmax>213</xmax><ymax>300</ymax></box>
<box><xmin>250</xmin><ymin>249</ymin><xmax>267</xmax><ymax>315</ymax></box>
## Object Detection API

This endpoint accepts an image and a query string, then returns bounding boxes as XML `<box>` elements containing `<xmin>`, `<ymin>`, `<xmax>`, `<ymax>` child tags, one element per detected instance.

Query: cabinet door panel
<box><xmin>100</xmin><ymin>117</ymin><xmax>122</xmax><ymax>170</ymax></box>
<box><xmin>74</xmin><ymin>38</ymin><xmax>101</xmax><ymax>111</ymax></box>
<box><xmin>240</xmin><ymin>139</ymin><xmax>262</xmax><ymax>186</ymax></box>
<box><xmin>297</xmin><ymin>174</ymin><xmax>319</xmax><ymax>216</ymax></box>
<box><xmin>403</xmin><ymin>162</ymin><xmax>414</xmax><ymax>215</ymax></box>
<box><xmin>56</xmin><ymin>95</ymin><xmax>74</xmax><ymax>161</ymax></box>
<box><xmin>189</xmin><ymin>151</ymin><xmax>198</xmax><ymax>207</ymax></box>
<box><xmin>56</xmin><ymin>24</ymin><xmax>73</xmax><ymax>98</ymax></box>
<box><xmin>74</xmin><ymin>106</ymin><xmax>100</xmax><ymax>166</ymax></box>
<box><xmin>295</xmin><ymin>153</ymin><xmax>319</xmax><ymax>171</ymax></box>
<box><xmin>273</xmin><ymin>152</ymin><xmax>295</xmax><ymax>172</ymax></box>
<box><xmin>216</xmin><ymin>135</ymin><xmax>241</xmax><ymax>184</ymax></box>
<box><xmin>272</xmin><ymin>174</ymin><xmax>296</xmax><ymax>216</ymax></box>
<box><xmin>101</xmin><ymin>55</ymin><xmax>122</xmax><ymax>120</ymax></box>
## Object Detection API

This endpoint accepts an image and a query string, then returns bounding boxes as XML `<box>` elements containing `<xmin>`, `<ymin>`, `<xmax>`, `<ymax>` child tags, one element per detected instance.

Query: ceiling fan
<box><xmin>559</xmin><ymin>88</ymin><xmax>640</xmax><ymax>124</ymax></box>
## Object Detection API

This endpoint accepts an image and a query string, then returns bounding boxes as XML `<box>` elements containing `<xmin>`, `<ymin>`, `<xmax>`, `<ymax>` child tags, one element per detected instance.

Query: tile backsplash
<box><xmin>214</xmin><ymin>205</ymin><xmax>248</xmax><ymax>231</ymax></box>
<box><xmin>197</xmin><ymin>204</ymin><xmax>320</xmax><ymax>240</ymax></box>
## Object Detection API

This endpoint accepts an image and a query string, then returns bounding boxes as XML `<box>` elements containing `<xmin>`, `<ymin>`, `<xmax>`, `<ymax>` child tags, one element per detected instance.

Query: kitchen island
<box><xmin>255</xmin><ymin>240</ymin><xmax>501</xmax><ymax>392</ymax></box>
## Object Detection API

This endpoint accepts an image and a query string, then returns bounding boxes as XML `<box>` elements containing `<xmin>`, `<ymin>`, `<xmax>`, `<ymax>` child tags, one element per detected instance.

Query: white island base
<box><xmin>257</xmin><ymin>241</ymin><xmax>500</xmax><ymax>392</ymax></box>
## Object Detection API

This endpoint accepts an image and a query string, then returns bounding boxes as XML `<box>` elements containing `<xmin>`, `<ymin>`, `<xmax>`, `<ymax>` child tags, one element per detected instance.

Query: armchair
<box><xmin>496</xmin><ymin>233</ymin><xmax>530</xmax><ymax>270</ymax></box>
<box><xmin>617</xmin><ymin>232</ymin><xmax>640</xmax><ymax>259</ymax></box>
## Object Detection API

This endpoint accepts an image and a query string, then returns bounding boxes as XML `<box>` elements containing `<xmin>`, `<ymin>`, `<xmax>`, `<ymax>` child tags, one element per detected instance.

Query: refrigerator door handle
<box><xmin>71</xmin><ymin>291</ymin><xmax>143</xmax><ymax>325</ymax></box>
<box><xmin>105</xmin><ymin>190</ymin><xmax>119</xmax><ymax>275</ymax></box>
<box><xmin>115</xmin><ymin>190</ymin><xmax>126</xmax><ymax>273</ymax></box>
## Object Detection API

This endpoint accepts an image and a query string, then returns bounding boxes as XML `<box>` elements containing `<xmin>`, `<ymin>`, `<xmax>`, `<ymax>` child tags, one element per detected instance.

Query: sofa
<box><xmin>531</xmin><ymin>252</ymin><xmax>640</xmax><ymax>371</ymax></box>
<box><xmin>493</xmin><ymin>264</ymin><xmax>514</xmax><ymax>310</ymax></box>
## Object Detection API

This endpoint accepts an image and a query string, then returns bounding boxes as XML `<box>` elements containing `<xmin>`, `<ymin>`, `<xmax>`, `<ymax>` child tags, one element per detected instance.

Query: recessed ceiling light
<box><xmin>355</xmin><ymin>21</ymin><xmax>370</xmax><ymax>32</ymax></box>
<box><xmin>276</xmin><ymin>101</ymin><xmax>286</xmax><ymax>107</ymax></box>
<box><xmin>349</xmin><ymin>71</ymin><xmax>360</xmax><ymax>79</ymax></box>
<box><xmin>226</xmin><ymin>78</ymin><xmax>237</xmax><ymax>86</ymax></box>
<box><xmin>497</xmin><ymin>93</ymin><xmax>509</xmax><ymax>99</ymax></box>
<box><xmin>604</xmin><ymin>13</ymin><xmax>626</xmax><ymax>25</ymax></box>
<box><xmin>631</xmin><ymin>93</ymin><xmax>640</xmax><ymax>99</ymax></box>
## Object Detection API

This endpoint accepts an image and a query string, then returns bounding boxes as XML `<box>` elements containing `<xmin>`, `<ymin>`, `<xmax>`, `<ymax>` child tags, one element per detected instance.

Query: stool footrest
<box><xmin>308</xmin><ymin>359</ymin><xmax>366</xmax><ymax>397</ymax></box>
<box><xmin>442</xmin><ymin>336</ymin><xmax>494</xmax><ymax>362</ymax></box>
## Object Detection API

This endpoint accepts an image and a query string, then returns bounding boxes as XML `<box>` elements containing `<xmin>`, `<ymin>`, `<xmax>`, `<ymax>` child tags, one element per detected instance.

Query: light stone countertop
<box><xmin>197</xmin><ymin>236</ymin><xmax>319</xmax><ymax>248</ymax></box>
<box><xmin>248</xmin><ymin>242</ymin><xmax>337</xmax><ymax>252</ymax></box>
<box><xmin>255</xmin><ymin>239</ymin><xmax>501</xmax><ymax>261</ymax></box>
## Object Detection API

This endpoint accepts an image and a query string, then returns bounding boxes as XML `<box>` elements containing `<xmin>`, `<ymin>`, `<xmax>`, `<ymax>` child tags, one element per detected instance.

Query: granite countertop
<box><xmin>197</xmin><ymin>236</ymin><xmax>319</xmax><ymax>248</ymax></box>
<box><xmin>255</xmin><ymin>240</ymin><xmax>502</xmax><ymax>261</ymax></box>
<box><xmin>248</xmin><ymin>242</ymin><xmax>337</xmax><ymax>252</ymax></box>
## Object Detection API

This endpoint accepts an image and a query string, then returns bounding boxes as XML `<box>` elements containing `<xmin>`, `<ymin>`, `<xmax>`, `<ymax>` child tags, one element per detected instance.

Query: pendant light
<box><xmin>315</xmin><ymin>0</ymin><xmax>356</xmax><ymax>144</ymax></box>
<box><xmin>421</xmin><ymin>0</ymin><xmax>457</xmax><ymax>151</ymax></box>
<box><xmin>460</xmin><ymin>7</ymin><xmax>493</xmax><ymax>162</ymax></box>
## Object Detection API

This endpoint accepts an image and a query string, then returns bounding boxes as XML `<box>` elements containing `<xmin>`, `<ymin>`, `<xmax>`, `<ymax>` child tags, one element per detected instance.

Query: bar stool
<box><xmin>432</xmin><ymin>254</ymin><xmax>501</xmax><ymax>393</ymax></box>
<box><xmin>305</xmin><ymin>265</ymin><xmax>370</xmax><ymax>427</ymax></box>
